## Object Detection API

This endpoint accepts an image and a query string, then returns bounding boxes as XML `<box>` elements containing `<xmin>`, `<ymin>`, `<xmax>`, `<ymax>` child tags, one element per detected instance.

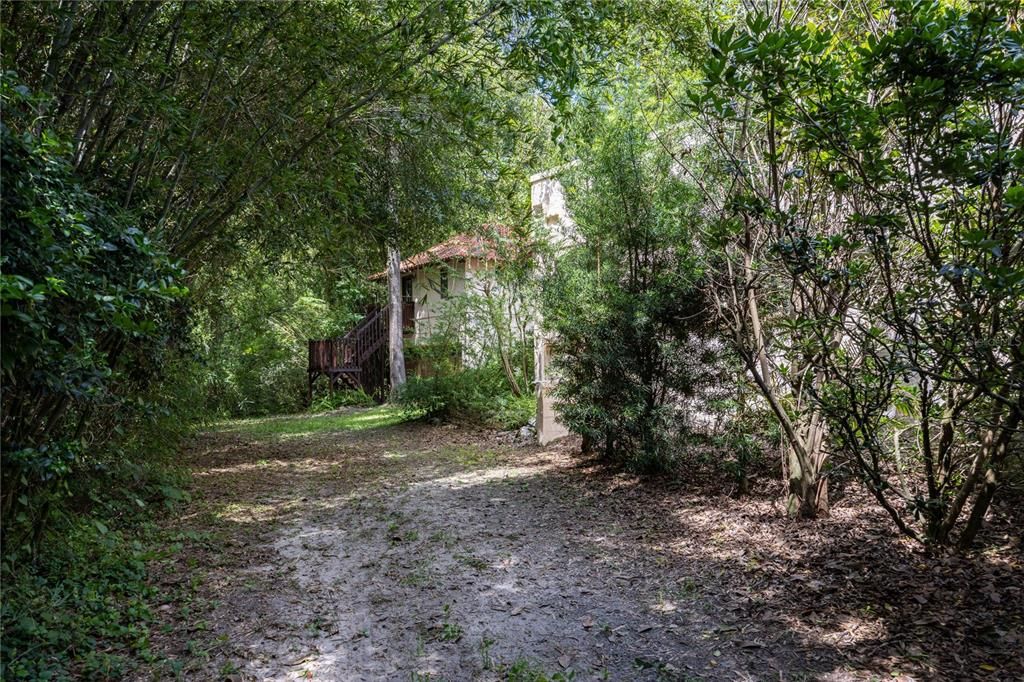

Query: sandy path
<box><xmin>146</xmin><ymin>409</ymin><xmax>1023</xmax><ymax>681</ymax></box>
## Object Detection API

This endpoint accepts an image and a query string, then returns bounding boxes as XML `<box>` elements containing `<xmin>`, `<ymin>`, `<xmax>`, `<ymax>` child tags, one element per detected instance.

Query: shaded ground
<box><xmin>145</xmin><ymin>407</ymin><xmax>1023</xmax><ymax>681</ymax></box>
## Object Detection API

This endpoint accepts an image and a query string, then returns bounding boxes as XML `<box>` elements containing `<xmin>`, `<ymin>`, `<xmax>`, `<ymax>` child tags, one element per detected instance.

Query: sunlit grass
<box><xmin>213</xmin><ymin>405</ymin><xmax>411</xmax><ymax>439</ymax></box>
<box><xmin>440</xmin><ymin>445</ymin><xmax>502</xmax><ymax>467</ymax></box>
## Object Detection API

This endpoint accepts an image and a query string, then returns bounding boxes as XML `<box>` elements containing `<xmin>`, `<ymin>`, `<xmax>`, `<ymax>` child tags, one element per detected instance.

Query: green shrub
<box><xmin>397</xmin><ymin>364</ymin><xmax>533</xmax><ymax>429</ymax></box>
<box><xmin>491</xmin><ymin>393</ymin><xmax>536</xmax><ymax>430</ymax></box>
<box><xmin>0</xmin><ymin>100</ymin><xmax>199</xmax><ymax>674</ymax></box>
<box><xmin>193</xmin><ymin>259</ymin><xmax>371</xmax><ymax>419</ymax></box>
<box><xmin>1</xmin><ymin>89</ymin><xmax>189</xmax><ymax>532</ymax></box>
<box><xmin>309</xmin><ymin>388</ymin><xmax>377</xmax><ymax>412</ymax></box>
<box><xmin>398</xmin><ymin>374</ymin><xmax>455</xmax><ymax>421</ymax></box>
<box><xmin>543</xmin><ymin>111</ymin><xmax>712</xmax><ymax>474</ymax></box>
<box><xmin>2</xmin><ymin>526</ymin><xmax>152</xmax><ymax>679</ymax></box>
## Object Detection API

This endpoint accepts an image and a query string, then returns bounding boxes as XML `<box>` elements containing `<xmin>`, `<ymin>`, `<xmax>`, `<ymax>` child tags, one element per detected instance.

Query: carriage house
<box><xmin>369</xmin><ymin>228</ymin><xmax>507</xmax><ymax>343</ymax></box>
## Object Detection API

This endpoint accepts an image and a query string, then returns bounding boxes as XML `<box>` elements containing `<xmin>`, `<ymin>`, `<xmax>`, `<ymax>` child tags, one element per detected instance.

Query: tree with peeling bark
<box><xmin>691</xmin><ymin>12</ymin><xmax>841</xmax><ymax>519</ymax></box>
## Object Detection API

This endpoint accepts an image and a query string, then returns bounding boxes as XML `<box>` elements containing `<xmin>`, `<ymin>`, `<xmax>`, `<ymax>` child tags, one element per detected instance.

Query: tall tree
<box><xmin>1</xmin><ymin>0</ymin><xmax>623</xmax><ymax>274</ymax></box>
<box><xmin>544</xmin><ymin>109</ymin><xmax>712</xmax><ymax>472</ymax></box>
<box><xmin>386</xmin><ymin>139</ymin><xmax>408</xmax><ymax>394</ymax></box>
<box><xmin>691</xmin><ymin>0</ymin><xmax>1023</xmax><ymax>541</ymax></box>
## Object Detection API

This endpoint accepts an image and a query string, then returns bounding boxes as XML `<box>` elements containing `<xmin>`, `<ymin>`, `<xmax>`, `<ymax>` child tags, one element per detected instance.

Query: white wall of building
<box><xmin>409</xmin><ymin>261</ymin><xmax>466</xmax><ymax>342</ymax></box>
<box><xmin>529</xmin><ymin>168</ymin><xmax>577</xmax><ymax>445</ymax></box>
<box><xmin>408</xmin><ymin>258</ymin><xmax>531</xmax><ymax>371</ymax></box>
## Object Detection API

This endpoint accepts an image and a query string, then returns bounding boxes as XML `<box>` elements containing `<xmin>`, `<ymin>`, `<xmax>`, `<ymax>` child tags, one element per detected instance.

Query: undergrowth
<box><xmin>0</xmin><ymin>462</ymin><xmax>190</xmax><ymax>680</ymax></box>
<box><xmin>397</xmin><ymin>366</ymin><xmax>534</xmax><ymax>430</ymax></box>
<box><xmin>309</xmin><ymin>387</ymin><xmax>377</xmax><ymax>412</ymax></box>
<box><xmin>0</xmin><ymin>361</ymin><xmax>202</xmax><ymax>680</ymax></box>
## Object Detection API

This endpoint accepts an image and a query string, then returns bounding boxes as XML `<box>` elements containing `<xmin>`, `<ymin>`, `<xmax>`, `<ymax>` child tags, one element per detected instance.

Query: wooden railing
<box><xmin>307</xmin><ymin>307</ymin><xmax>390</xmax><ymax>400</ymax></box>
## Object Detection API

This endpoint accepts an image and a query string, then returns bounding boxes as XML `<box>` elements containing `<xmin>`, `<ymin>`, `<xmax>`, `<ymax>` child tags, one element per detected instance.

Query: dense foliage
<box><xmin>692</xmin><ymin>0</ymin><xmax>1023</xmax><ymax>542</ymax></box>
<box><xmin>399</xmin><ymin>366</ymin><xmax>536</xmax><ymax>430</ymax></box>
<box><xmin>0</xmin><ymin>80</ymin><xmax>198</xmax><ymax>680</ymax></box>
<box><xmin>543</xmin><ymin>113</ymin><xmax>715</xmax><ymax>473</ymax></box>
<box><xmin>194</xmin><ymin>255</ymin><xmax>371</xmax><ymax>417</ymax></box>
<box><xmin>2</xmin><ymin>0</ymin><xmax>1022</xmax><ymax>676</ymax></box>
<box><xmin>1</xmin><ymin>82</ymin><xmax>188</xmax><ymax>542</ymax></box>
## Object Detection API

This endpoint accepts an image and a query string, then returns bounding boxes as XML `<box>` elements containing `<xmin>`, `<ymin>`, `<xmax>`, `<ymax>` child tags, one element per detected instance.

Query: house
<box><xmin>307</xmin><ymin>225</ymin><xmax>520</xmax><ymax>399</ymax></box>
<box><xmin>308</xmin><ymin>177</ymin><xmax>574</xmax><ymax>446</ymax></box>
<box><xmin>368</xmin><ymin>227</ymin><xmax>508</xmax><ymax>345</ymax></box>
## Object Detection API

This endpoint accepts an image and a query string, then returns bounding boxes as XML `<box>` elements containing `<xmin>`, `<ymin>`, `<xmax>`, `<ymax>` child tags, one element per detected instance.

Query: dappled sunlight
<box><xmin>410</xmin><ymin>462</ymin><xmax>560</xmax><ymax>491</ymax></box>
<box><xmin>484</xmin><ymin>577</ymin><xmax>521</xmax><ymax>594</ymax></box>
<box><xmin>191</xmin><ymin>447</ymin><xmax>442</xmax><ymax>483</ymax></box>
<box><xmin>649</xmin><ymin>597</ymin><xmax>679</xmax><ymax>614</ymax></box>
<box><xmin>292</xmin><ymin>527</ymin><xmax>349</xmax><ymax>541</ymax></box>
<box><xmin>216</xmin><ymin>501</ymin><xmax>295</xmax><ymax>524</ymax></box>
<box><xmin>815</xmin><ymin>614</ymin><xmax>888</xmax><ymax>648</ymax></box>
<box><xmin>212</xmin><ymin>406</ymin><xmax>409</xmax><ymax>439</ymax></box>
<box><xmin>283</xmin><ymin>651</ymin><xmax>344</xmax><ymax>681</ymax></box>
<box><xmin>160</xmin><ymin>413</ymin><xmax>1024</xmax><ymax>681</ymax></box>
<box><xmin>10</xmin><ymin>0</ymin><xmax>1022</xmax><ymax>678</ymax></box>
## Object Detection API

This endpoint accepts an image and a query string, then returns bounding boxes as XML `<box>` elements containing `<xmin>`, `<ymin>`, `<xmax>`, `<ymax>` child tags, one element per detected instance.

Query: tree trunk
<box><xmin>581</xmin><ymin>432</ymin><xmax>596</xmax><ymax>455</ymax></box>
<box><xmin>950</xmin><ymin>410</ymin><xmax>1020</xmax><ymax>549</ymax></box>
<box><xmin>786</xmin><ymin>464</ymin><xmax>829</xmax><ymax>518</ymax></box>
<box><xmin>957</xmin><ymin>468</ymin><xmax>997</xmax><ymax>551</ymax></box>
<box><xmin>387</xmin><ymin>244</ymin><xmax>406</xmax><ymax>399</ymax></box>
<box><xmin>785</xmin><ymin>417</ymin><xmax>829</xmax><ymax>518</ymax></box>
<box><xmin>740</xmin><ymin>245</ymin><xmax>832</xmax><ymax>516</ymax></box>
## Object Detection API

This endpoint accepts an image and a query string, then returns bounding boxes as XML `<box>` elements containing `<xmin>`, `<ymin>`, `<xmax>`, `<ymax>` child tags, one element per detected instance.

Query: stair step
<box><xmin>308</xmin><ymin>305</ymin><xmax>389</xmax><ymax>400</ymax></box>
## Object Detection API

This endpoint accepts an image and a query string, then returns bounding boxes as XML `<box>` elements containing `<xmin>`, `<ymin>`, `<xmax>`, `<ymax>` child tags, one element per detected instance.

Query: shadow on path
<box><xmin>145</xmin><ymin>410</ymin><xmax>1024</xmax><ymax>681</ymax></box>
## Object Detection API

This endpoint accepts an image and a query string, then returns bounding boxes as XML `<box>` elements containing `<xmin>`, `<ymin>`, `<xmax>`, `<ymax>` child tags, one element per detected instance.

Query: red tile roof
<box><xmin>370</xmin><ymin>225</ymin><xmax>509</xmax><ymax>280</ymax></box>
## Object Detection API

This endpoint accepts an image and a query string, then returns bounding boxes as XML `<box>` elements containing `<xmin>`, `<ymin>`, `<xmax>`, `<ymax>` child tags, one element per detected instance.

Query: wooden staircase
<box><xmin>308</xmin><ymin>307</ymin><xmax>389</xmax><ymax>402</ymax></box>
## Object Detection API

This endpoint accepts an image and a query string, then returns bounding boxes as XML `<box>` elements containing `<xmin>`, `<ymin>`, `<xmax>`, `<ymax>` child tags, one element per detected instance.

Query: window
<box><xmin>401</xmin><ymin>277</ymin><xmax>413</xmax><ymax>303</ymax></box>
<box><xmin>439</xmin><ymin>268</ymin><xmax>450</xmax><ymax>298</ymax></box>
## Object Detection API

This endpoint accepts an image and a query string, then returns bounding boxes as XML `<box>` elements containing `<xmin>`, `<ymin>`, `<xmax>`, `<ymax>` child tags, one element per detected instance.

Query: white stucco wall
<box><xmin>408</xmin><ymin>258</ymin><xmax>531</xmax><ymax>371</ymax></box>
<box><xmin>529</xmin><ymin>165</ymin><xmax>578</xmax><ymax>247</ymax></box>
<box><xmin>529</xmin><ymin>168</ymin><xmax>576</xmax><ymax>444</ymax></box>
<box><xmin>410</xmin><ymin>261</ymin><xmax>466</xmax><ymax>342</ymax></box>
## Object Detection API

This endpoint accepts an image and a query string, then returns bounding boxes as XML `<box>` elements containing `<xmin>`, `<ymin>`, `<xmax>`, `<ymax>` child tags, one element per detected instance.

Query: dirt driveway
<box><xmin>147</xmin><ymin>408</ymin><xmax>1023</xmax><ymax>681</ymax></box>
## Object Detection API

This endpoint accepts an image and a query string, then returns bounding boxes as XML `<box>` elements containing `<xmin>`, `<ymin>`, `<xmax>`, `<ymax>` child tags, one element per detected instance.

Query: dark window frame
<box><xmin>439</xmin><ymin>267</ymin><xmax>450</xmax><ymax>298</ymax></box>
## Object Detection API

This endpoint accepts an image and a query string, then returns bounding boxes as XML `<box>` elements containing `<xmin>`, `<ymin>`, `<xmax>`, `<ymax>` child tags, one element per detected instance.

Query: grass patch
<box><xmin>441</xmin><ymin>445</ymin><xmax>502</xmax><ymax>467</ymax></box>
<box><xmin>455</xmin><ymin>553</ymin><xmax>490</xmax><ymax>571</ymax></box>
<box><xmin>431</xmin><ymin>604</ymin><xmax>463</xmax><ymax>642</ymax></box>
<box><xmin>213</xmin><ymin>405</ymin><xmax>410</xmax><ymax>439</ymax></box>
<box><xmin>399</xmin><ymin>561</ymin><xmax>435</xmax><ymax>588</ymax></box>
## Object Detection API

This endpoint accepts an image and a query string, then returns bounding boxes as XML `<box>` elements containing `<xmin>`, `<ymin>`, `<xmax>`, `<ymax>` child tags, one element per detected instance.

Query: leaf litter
<box><xmin>142</xmin><ymin>409</ymin><xmax>1023</xmax><ymax>680</ymax></box>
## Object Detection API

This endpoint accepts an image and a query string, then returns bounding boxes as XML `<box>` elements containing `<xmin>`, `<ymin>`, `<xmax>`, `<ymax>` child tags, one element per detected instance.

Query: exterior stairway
<box><xmin>307</xmin><ymin>307</ymin><xmax>389</xmax><ymax>401</ymax></box>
